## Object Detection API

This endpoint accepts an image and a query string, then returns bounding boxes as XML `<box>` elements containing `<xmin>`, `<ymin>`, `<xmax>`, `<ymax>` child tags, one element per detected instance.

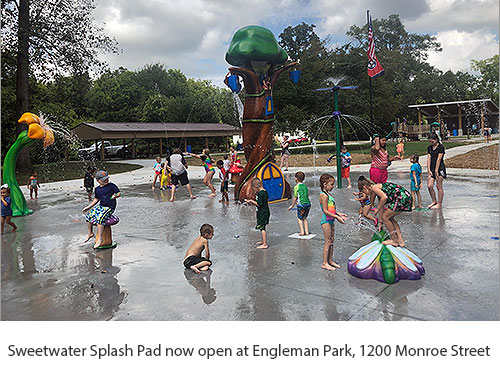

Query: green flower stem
<box><xmin>2</xmin><ymin>131</ymin><xmax>36</xmax><ymax>216</ymax></box>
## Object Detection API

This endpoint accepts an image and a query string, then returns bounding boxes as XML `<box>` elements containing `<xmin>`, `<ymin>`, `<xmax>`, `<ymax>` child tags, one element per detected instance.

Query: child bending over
<box><xmin>244</xmin><ymin>178</ymin><xmax>270</xmax><ymax>249</ymax></box>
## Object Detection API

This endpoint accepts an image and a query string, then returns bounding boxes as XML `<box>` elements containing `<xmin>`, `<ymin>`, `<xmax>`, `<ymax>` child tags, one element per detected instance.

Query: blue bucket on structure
<box><xmin>186</xmin><ymin>145</ymin><xmax>192</xmax><ymax>153</ymax></box>
<box><xmin>453</xmin><ymin>129</ymin><xmax>458</xmax><ymax>137</ymax></box>
<box><xmin>226</xmin><ymin>74</ymin><xmax>240</xmax><ymax>93</ymax></box>
<box><xmin>289</xmin><ymin>70</ymin><xmax>301</xmax><ymax>84</ymax></box>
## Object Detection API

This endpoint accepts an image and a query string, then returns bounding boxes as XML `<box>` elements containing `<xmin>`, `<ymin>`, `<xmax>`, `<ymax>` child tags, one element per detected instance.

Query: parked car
<box><xmin>78</xmin><ymin>141</ymin><xmax>127</xmax><ymax>159</ymax></box>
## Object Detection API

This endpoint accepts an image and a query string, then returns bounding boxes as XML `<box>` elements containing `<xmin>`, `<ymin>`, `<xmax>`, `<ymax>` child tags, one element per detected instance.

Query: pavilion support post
<box><xmin>160</xmin><ymin>138</ymin><xmax>163</xmax><ymax>157</ymax></box>
<box><xmin>418</xmin><ymin>110</ymin><xmax>422</xmax><ymax>138</ymax></box>
<box><xmin>184</xmin><ymin>138</ymin><xmax>187</xmax><ymax>152</ymax></box>
<box><xmin>123</xmin><ymin>139</ymin><xmax>126</xmax><ymax>159</ymax></box>
<box><xmin>458</xmin><ymin>107</ymin><xmax>463</xmax><ymax>136</ymax></box>
<box><xmin>132</xmin><ymin>139</ymin><xmax>136</xmax><ymax>159</ymax></box>
<box><xmin>147</xmin><ymin>140</ymin><xmax>151</xmax><ymax>157</ymax></box>
<box><xmin>205</xmin><ymin>137</ymin><xmax>208</xmax><ymax>149</ymax></box>
<box><xmin>480</xmin><ymin>107</ymin><xmax>485</xmax><ymax>132</ymax></box>
<box><xmin>100</xmin><ymin>138</ymin><xmax>105</xmax><ymax>161</ymax></box>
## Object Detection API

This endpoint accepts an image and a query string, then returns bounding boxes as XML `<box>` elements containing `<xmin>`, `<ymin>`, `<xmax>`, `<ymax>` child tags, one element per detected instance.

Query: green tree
<box><xmin>471</xmin><ymin>55</ymin><xmax>499</xmax><ymax>103</ymax></box>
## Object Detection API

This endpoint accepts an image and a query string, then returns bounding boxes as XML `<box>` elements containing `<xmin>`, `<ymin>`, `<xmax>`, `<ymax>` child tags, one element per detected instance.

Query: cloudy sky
<box><xmin>93</xmin><ymin>0</ymin><xmax>499</xmax><ymax>85</ymax></box>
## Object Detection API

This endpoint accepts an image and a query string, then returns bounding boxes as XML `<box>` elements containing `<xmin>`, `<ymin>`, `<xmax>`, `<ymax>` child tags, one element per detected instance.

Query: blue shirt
<box><xmin>341</xmin><ymin>152</ymin><xmax>351</xmax><ymax>168</ymax></box>
<box><xmin>95</xmin><ymin>183</ymin><xmax>120</xmax><ymax>211</ymax></box>
<box><xmin>410</xmin><ymin>163</ymin><xmax>422</xmax><ymax>184</ymax></box>
<box><xmin>1</xmin><ymin>196</ymin><xmax>12</xmax><ymax>217</ymax></box>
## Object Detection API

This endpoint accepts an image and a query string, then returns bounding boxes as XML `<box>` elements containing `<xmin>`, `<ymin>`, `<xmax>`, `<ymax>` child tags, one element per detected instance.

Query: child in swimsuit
<box><xmin>160</xmin><ymin>162</ymin><xmax>172</xmax><ymax>190</ymax></box>
<box><xmin>152</xmin><ymin>157</ymin><xmax>162</xmax><ymax>190</ymax></box>
<box><xmin>27</xmin><ymin>171</ymin><xmax>40</xmax><ymax>199</ymax></box>
<box><xmin>353</xmin><ymin>190</ymin><xmax>378</xmax><ymax>227</ymax></box>
<box><xmin>1</xmin><ymin>185</ymin><xmax>17</xmax><ymax>234</ymax></box>
<box><xmin>216</xmin><ymin>160</ymin><xmax>229</xmax><ymax>203</ymax></box>
<box><xmin>319</xmin><ymin>174</ymin><xmax>347</xmax><ymax>271</ymax></box>
<box><xmin>288</xmin><ymin>171</ymin><xmax>311</xmax><ymax>236</ymax></box>
<box><xmin>187</xmin><ymin>149</ymin><xmax>216</xmax><ymax>197</ymax></box>
<box><xmin>358</xmin><ymin>175</ymin><xmax>412</xmax><ymax>247</ymax></box>
<box><xmin>184</xmin><ymin>224</ymin><xmax>213</xmax><ymax>274</ymax></box>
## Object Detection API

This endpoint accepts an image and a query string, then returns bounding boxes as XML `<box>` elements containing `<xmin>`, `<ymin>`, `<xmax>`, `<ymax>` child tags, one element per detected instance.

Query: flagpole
<box><xmin>367</xmin><ymin>10</ymin><xmax>374</xmax><ymax>129</ymax></box>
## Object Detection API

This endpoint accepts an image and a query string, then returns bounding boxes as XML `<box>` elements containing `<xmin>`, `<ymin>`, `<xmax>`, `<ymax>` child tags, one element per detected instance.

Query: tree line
<box><xmin>1</xmin><ymin>1</ymin><xmax>498</xmax><ymax>166</ymax></box>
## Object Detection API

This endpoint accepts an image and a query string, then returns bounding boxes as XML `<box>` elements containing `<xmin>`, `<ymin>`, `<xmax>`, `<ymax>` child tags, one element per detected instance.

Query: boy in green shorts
<box><xmin>245</xmin><ymin>178</ymin><xmax>270</xmax><ymax>249</ymax></box>
<box><xmin>288</xmin><ymin>171</ymin><xmax>311</xmax><ymax>235</ymax></box>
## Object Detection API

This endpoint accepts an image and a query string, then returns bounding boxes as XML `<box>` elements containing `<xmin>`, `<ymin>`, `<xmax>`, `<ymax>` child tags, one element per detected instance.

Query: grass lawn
<box><xmin>4</xmin><ymin>161</ymin><xmax>143</xmax><ymax>185</ymax></box>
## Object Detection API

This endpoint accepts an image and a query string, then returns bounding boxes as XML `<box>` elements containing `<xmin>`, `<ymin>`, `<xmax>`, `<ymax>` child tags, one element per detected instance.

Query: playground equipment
<box><xmin>2</xmin><ymin>113</ymin><xmax>55</xmax><ymax>216</ymax></box>
<box><xmin>348</xmin><ymin>231</ymin><xmax>425</xmax><ymax>284</ymax></box>
<box><xmin>224</xmin><ymin>25</ymin><xmax>300</xmax><ymax>203</ymax></box>
<box><xmin>94</xmin><ymin>215</ymin><xmax>119</xmax><ymax>250</ymax></box>
<box><xmin>315</xmin><ymin>84</ymin><xmax>357</xmax><ymax>188</ymax></box>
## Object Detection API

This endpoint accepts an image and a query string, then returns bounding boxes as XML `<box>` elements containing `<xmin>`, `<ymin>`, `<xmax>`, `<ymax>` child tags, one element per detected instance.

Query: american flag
<box><xmin>367</xmin><ymin>12</ymin><xmax>384</xmax><ymax>78</ymax></box>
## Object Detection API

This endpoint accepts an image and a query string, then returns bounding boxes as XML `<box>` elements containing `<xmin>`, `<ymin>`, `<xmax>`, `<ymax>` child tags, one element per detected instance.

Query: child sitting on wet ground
<box><xmin>184</xmin><ymin>224</ymin><xmax>214</xmax><ymax>274</ymax></box>
<box><xmin>1</xmin><ymin>185</ymin><xmax>17</xmax><ymax>234</ymax></box>
<box><xmin>82</xmin><ymin>171</ymin><xmax>121</xmax><ymax>248</ymax></box>
<box><xmin>288</xmin><ymin>171</ymin><xmax>311</xmax><ymax>236</ymax></box>
<box><xmin>244</xmin><ymin>178</ymin><xmax>270</xmax><ymax>249</ymax></box>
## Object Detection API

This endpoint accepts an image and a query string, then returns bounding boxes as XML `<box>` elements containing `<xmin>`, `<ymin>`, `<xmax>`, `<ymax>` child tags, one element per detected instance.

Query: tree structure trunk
<box><xmin>229</xmin><ymin>62</ymin><xmax>297</xmax><ymax>201</ymax></box>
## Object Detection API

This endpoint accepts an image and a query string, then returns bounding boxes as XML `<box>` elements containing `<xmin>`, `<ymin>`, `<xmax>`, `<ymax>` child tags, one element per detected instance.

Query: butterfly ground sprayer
<box><xmin>348</xmin><ymin>231</ymin><xmax>425</xmax><ymax>284</ymax></box>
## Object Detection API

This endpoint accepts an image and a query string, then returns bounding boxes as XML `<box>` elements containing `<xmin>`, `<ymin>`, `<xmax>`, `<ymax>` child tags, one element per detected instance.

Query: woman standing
<box><xmin>279</xmin><ymin>135</ymin><xmax>291</xmax><ymax>171</ymax></box>
<box><xmin>427</xmin><ymin>134</ymin><xmax>446</xmax><ymax>209</ymax></box>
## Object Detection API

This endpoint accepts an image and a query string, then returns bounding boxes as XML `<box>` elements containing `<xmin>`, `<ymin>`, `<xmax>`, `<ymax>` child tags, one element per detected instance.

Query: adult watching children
<box><xmin>427</xmin><ymin>133</ymin><xmax>446</xmax><ymax>209</ymax></box>
<box><xmin>369</xmin><ymin>134</ymin><xmax>401</xmax><ymax>184</ymax></box>
<box><xmin>168</xmin><ymin>148</ymin><xmax>196</xmax><ymax>202</ymax></box>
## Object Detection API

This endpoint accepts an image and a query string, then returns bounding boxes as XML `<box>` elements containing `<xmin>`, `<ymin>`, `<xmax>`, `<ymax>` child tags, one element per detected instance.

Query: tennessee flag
<box><xmin>367</xmin><ymin>12</ymin><xmax>384</xmax><ymax>78</ymax></box>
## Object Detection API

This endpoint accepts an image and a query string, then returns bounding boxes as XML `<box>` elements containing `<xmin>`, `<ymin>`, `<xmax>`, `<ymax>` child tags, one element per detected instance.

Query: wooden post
<box><xmin>205</xmin><ymin>137</ymin><xmax>208</xmax><ymax>149</ymax></box>
<box><xmin>132</xmin><ymin>139</ymin><xmax>136</xmax><ymax>159</ymax></box>
<box><xmin>100</xmin><ymin>138</ymin><xmax>105</xmax><ymax>161</ymax></box>
<box><xmin>123</xmin><ymin>139</ymin><xmax>126</xmax><ymax>159</ymax></box>
<box><xmin>160</xmin><ymin>138</ymin><xmax>163</xmax><ymax>157</ymax></box>
<box><xmin>147</xmin><ymin>140</ymin><xmax>151</xmax><ymax>157</ymax></box>
<box><xmin>480</xmin><ymin>107</ymin><xmax>485</xmax><ymax>131</ymax></box>
<box><xmin>458</xmin><ymin>107</ymin><xmax>463</xmax><ymax>136</ymax></box>
<box><xmin>418</xmin><ymin>109</ymin><xmax>422</xmax><ymax>138</ymax></box>
<box><xmin>184</xmin><ymin>138</ymin><xmax>187</xmax><ymax>152</ymax></box>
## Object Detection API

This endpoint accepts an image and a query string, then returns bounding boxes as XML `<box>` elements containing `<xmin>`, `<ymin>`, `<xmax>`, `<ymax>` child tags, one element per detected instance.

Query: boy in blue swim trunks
<box><xmin>410</xmin><ymin>154</ymin><xmax>422</xmax><ymax>209</ymax></box>
<box><xmin>288</xmin><ymin>171</ymin><xmax>311</xmax><ymax>236</ymax></box>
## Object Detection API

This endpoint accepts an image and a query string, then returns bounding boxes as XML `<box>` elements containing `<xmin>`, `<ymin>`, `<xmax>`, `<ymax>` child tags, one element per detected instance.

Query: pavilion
<box><xmin>72</xmin><ymin>122</ymin><xmax>241</xmax><ymax>160</ymax></box>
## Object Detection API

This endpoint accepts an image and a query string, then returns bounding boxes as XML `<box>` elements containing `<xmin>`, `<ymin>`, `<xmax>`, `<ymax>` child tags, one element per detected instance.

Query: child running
<box><xmin>27</xmin><ymin>171</ymin><xmax>40</xmax><ymax>199</ymax></box>
<box><xmin>288</xmin><ymin>171</ymin><xmax>311</xmax><ymax>236</ymax></box>
<box><xmin>84</xmin><ymin>166</ymin><xmax>97</xmax><ymax>201</ymax></box>
<box><xmin>183</xmin><ymin>223</ymin><xmax>213</xmax><ymax>274</ymax></box>
<box><xmin>187</xmin><ymin>149</ymin><xmax>216</xmax><ymax>197</ymax></box>
<box><xmin>353</xmin><ymin>190</ymin><xmax>378</xmax><ymax>228</ymax></box>
<box><xmin>1</xmin><ymin>184</ymin><xmax>17</xmax><ymax>234</ymax></box>
<box><xmin>397</xmin><ymin>139</ymin><xmax>405</xmax><ymax>159</ymax></box>
<box><xmin>82</xmin><ymin>171</ymin><xmax>121</xmax><ymax>248</ymax></box>
<box><xmin>319</xmin><ymin>174</ymin><xmax>347</xmax><ymax>270</ymax></box>
<box><xmin>244</xmin><ymin>178</ymin><xmax>270</xmax><ymax>249</ymax></box>
<box><xmin>410</xmin><ymin>154</ymin><xmax>422</xmax><ymax>209</ymax></box>
<box><xmin>358</xmin><ymin>175</ymin><xmax>412</xmax><ymax>247</ymax></box>
<box><xmin>216</xmin><ymin>160</ymin><xmax>229</xmax><ymax>203</ymax></box>
<box><xmin>152</xmin><ymin>156</ymin><xmax>162</xmax><ymax>190</ymax></box>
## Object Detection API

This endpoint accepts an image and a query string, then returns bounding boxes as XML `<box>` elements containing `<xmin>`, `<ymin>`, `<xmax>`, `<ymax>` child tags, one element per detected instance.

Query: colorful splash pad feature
<box><xmin>94</xmin><ymin>215</ymin><xmax>120</xmax><ymax>250</ymax></box>
<box><xmin>348</xmin><ymin>231</ymin><xmax>425</xmax><ymax>284</ymax></box>
<box><xmin>2</xmin><ymin>113</ymin><xmax>55</xmax><ymax>216</ymax></box>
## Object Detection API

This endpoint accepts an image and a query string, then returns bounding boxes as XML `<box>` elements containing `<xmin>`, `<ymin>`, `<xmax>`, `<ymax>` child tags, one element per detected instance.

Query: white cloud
<box><xmin>427</xmin><ymin>30</ymin><xmax>499</xmax><ymax>72</ymax></box>
<box><xmin>91</xmin><ymin>0</ymin><xmax>499</xmax><ymax>83</ymax></box>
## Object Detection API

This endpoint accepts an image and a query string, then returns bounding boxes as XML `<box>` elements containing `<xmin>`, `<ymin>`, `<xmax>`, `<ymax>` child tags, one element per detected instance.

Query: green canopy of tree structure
<box><xmin>225</xmin><ymin>25</ymin><xmax>289</xmax><ymax>67</ymax></box>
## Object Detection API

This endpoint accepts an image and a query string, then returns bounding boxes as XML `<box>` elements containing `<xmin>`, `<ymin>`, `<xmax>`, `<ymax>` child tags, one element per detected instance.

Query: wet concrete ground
<box><xmin>1</xmin><ymin>170</ymin><xmax>498</xmax><ymax>320</ymax></box>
